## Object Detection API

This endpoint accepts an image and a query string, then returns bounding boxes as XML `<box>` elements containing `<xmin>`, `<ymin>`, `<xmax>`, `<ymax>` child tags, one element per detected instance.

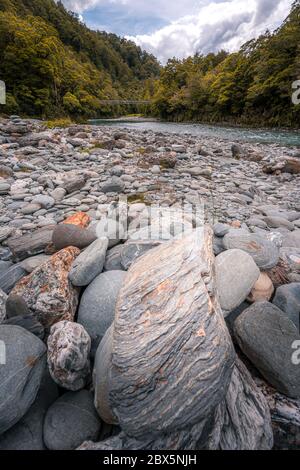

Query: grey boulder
<box><xmin>78</xmin><ymin>270</ymin><xmax>126</xmax><ymax>356</ymax></box>
<box><xmin>215</xmin><ymin>249</ymin><xmax>260</xmax><ymax>315</ymax></box>
<box><xmin>0</xmin><ymin>371</ymin><xmax>58</xmax><ymax>450</ymax></box>
<box><xmin>52</xmin><ymin>224</ymin><xmax>97</xmax><ymax>250</ymax></box>
<box><xmin>0</xmin><ymin>325</ymin><xmax>46</xmax><ymax>434</ymax></box>
<box><xmin>234</xmin><ymin>302</ymin><xmax>300</xmax><ymax>398</ymax></box>
<box><xmin>44</xmin><ymin>390</ymin><xmax>101</xmax><ymax>450</ymax></box>
<box><xmin>69</xmin><ymin>237</ymin><xmax>108</xmax><ymax>287</ymax></box>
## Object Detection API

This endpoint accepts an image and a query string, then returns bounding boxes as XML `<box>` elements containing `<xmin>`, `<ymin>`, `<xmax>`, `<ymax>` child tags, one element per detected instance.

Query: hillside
<box><xmin>0</xmin><ymin>0</ymin><xmax>160</xmax><ymax>118</ymax></box>
<box><xmin>152</xmin><ymin>1</ymin><xmax>300</xmax><ymax>128</ymax></box>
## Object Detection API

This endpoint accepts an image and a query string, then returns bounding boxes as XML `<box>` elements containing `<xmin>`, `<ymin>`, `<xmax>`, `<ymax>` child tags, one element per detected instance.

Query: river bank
<box><xmin>0</xmin><ymin>115</ymin><xmax>299</xmax><ymax>450</ymax></box>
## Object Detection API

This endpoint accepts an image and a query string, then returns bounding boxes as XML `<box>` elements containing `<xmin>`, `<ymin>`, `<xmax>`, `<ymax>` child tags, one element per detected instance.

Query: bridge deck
<box><xmin>98</xmin><ymin>100</ymin><xmax>151</xmax><ymax>105</ymax></box>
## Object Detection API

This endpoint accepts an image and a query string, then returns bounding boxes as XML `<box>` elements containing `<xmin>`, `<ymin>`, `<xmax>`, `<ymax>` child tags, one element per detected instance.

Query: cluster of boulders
<box><xmin>0</xmin><ymin>116</ymin><xmax>299</xmax><ymax>450</ymax></box>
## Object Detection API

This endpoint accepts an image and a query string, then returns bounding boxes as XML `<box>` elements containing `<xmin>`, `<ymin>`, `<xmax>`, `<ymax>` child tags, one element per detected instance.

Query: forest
<box><xmin>151</xmin><ymin>1</ymin><xmax>300</xmax><ymax>127</ymax></box>
<box><xmin>0</xmin><ymin>0</ymin><xmax>300</xmax><ymax>127</ymax></box>
<box><xmin>0</xmin><ymin>0</ymin><xmax>160</xmax><ymax>118</ymax></box>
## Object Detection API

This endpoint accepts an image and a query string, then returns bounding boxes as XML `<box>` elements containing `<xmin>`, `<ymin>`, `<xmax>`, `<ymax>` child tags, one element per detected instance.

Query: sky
<box><xmin>60</xmin><ymin>0</ymin><xmax>294</xmax><ymax>63</ymax></box>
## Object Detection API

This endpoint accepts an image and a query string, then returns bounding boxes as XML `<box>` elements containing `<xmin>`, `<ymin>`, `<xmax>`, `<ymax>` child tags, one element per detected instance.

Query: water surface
<box><xmin>90</xmin><ymin>119</ymin><xmax>300</xmax><ymax>147</ymax></box>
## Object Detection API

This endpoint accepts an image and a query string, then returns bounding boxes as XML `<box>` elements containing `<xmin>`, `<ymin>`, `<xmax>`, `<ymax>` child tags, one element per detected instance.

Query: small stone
<box><xmin>273</xmin><ymin>283</ymin><xmax>300</xmax><ymax>330</ymax></box>
<box><xmin>248</xmin><ymin>273</ymin><xmax>274</xmax><ymax>303</ymax></box>
<box><xmin>52</xmin><ymin>224</ymin><xmax>97</xmax><ymax>250</ymax></box>
<box><xmin>63</xmin><ymin>211</ymin><xmax>91</xmax><ymax>228</ymax></box>
<box><xmin>263</xmin><ymin>216</ymin><xmax>295</xmax><ymax>231</ymax></box>
<box><xmin>101</xmin><ymin>177</ymin><xmax>125</xmax><ymax>194</ymax></box>
<box><xmin>0</xmin><ymin>182</ymin><xmax>11</xmax><ymax>195</ymax></box>
<box><xmin>62</xmin><ymin>176</ymin><xmax>86</xmax><ymax>194</ymax></box>
<box><xmin>78</xmin><ymin>270</ymin><xmax>126</xmax><ymax>356</ymax></box>
<box><xmin>223</xmin><ymin>232</ymin><xmax>279</xmax><ymax>270</ymax></box>
<box><xmin>43</xmin><ymin>390</ymin><xmax>101</xmax><ymax>450</ymax></box>
<box><xmin>50</xmin><ymin>187</ymin><xmax>66</xmax><ymax>203</ymax></box>
<box><xmin>213</xmin><ymin>223</ymin><xmax>230</xmax><ymax>237</ymax></box>
<box><xmin>0</xmin><ymin>325</ymin><xmax>46</xmax><ymax>434</ymax></box>
<box><xmin>47</xmin><ymin>321</ymin><xmax>91</xmax><ymax>391</ymax></box>
<box><xmin>21</xmin><ymin>203</ymin><xmax>42</xmax><ymax>215</ymax></box>
<box><xmin>11</xmin><ymin>247</ymin><xmax>80</xmax><ymax>328</ymax></box>
<box><xmin>31</xmin><ymin>195</ymin><xmax>55</xmax><ymax>209</ymax></box>
<box><xmin>0</xmin><ymin>227</ymin><xmax>14</xmax><ymax>243</ymax></box>
<box><xmin>69</xmin><ymin>237</ymin><xmax>109</xmax><ymax>287</ymax></box>
<box><xmin>215</xmin><ymin>249</ymin><xmax>260</xmax><ymax>315</ymax></box>
<box><xmin>0</xmin><ymin>263</ymin><xmax>27</xmax><ymax>294</ymax></box>
<box><xmin>234</xmin><ymin>302</ymin><xmax>300</xmax><ymax>398</ymax></box>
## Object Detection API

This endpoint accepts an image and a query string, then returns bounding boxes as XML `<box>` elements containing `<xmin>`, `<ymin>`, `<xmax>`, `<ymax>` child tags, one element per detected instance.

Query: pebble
<box><xmin>43</xmin><ymin>390</ymin><xmax>101</xmax><ymax>450</ymax></box>
<box><xmin>47</xmin><ymin>321</ymin><xmax>91</xmax><ymax>391</ymax></box>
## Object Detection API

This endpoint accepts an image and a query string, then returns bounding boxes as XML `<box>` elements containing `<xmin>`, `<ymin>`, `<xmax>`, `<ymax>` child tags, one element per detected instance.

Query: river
<box><xmin>90</xmin><ymin>118</ymin><xmax>300</xmax><ymax>148</ymax></box>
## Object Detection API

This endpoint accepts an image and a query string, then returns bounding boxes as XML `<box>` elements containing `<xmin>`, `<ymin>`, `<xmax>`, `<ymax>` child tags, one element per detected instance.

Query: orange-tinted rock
<box><xmin>248</xmin><ymin>273</ymin><xmax>274</xmax><ymax>303</ymax></box>
<box><xmin>11</xmin><ymin>247</ymin><xmax>80</xmax><ymax>328</ymax></box>
<box><xmin>231</xmin><ymin>220</ymin><xmax>241</xmax><ymax>229</ymax></box>
<box><xmin>63</xmin><ymin>212</ymin><xmax>91</xmax><ymax>228</ymax></box>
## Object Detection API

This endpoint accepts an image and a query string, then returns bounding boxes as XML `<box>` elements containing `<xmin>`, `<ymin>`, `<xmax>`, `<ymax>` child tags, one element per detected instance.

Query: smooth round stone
<box><xmin>52</xmin><ymin>224</ymin><xmax>97</xmax><ymax>250</ymax></box>
<box><xmin>31</xmin><ymin>195</ymin><xmax>55</xmax><ymax>209</ymax></box>
<box><xmin>78</xmin><ymin>270</ymin><xmax>126</xmax><ymax>357</ymax></box>
<box><xmin>273</xmin><ymin>283</ymin><xmax>300</xmax><ymax>330</ymax></box>
<box><xmin>101</xmin><ymin>177</ymin><xmax>125</xmax><ymax>194</ymax></box>
<box><xmin>0</xmin><ymin>325</ymin><xmax>46</xmax><ymax>434</ymax></box>
<box><xmin>20</xmin><ymin>203</ymin><xmax>42</xmax><ymax>215</ymax></box>
<box><xmin>213</xmin><ymin>223</ymin><xmax>230</xmax><ymax>237</ymax></box>
<box><xmin>215</xmin><ymin>249</ymin><xmax>260</xmax><ymax>315</ymax></box>
<box><xmin>247</xmin><ymin>273</ymin><xmax>274</xmax><ymax>303</ymax></box>
<box><xmin>0</xmin><ymin>371</ymin><xmax>58</xmax><ymax>450</ymax></box>
<box><xmin>0</xmin><ymin>183</ymin><xmax>11</xmax><ymax>194</ymax></box>
<box><xmin>247</xmin><ymin>218</ymin><xmax>268</xmax><ymax>229</ymax></box>
<box><xmin>263</xmin><ymin>216</ymin><xmax>295</xmax><ymax>231</ymax></box>
<box><xmin>69</xmin><ymin>237</ymin><xmax>109</xmax><ymax>287</ymax></box>
<box><xmin>234</xmin><ymin>302</ymin><xmax>300</xmax><ymax>398</ymax></box>
<box><xmin>44</xmin><ymin>390</ymin><xmax>102</xmax><ymax>450</ymax></box>
<box><xmin>223</xmin><ymin>232</ymin><xmax>279</xmax><ymax>270</ymax></box>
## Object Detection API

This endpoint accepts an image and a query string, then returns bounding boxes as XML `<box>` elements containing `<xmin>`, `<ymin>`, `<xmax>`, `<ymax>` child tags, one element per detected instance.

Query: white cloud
<box><xmin>127</xmin><ymin>0</ymin><xmax>293</xmax><ymax>63</ymax></box>
<box><xmin>60</xmin><ymin>0</ymin><xmax>293</xmax><ymax>63</ymax></box>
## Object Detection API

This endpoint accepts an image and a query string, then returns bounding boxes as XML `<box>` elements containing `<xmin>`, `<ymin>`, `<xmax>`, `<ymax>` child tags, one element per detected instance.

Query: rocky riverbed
<box><xmin>0</xmin><ymin>115</ymin><xmax>299</xmax><ymax>450</ymax></box>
